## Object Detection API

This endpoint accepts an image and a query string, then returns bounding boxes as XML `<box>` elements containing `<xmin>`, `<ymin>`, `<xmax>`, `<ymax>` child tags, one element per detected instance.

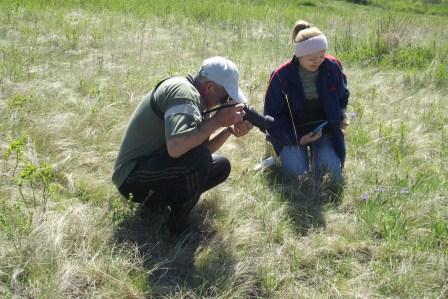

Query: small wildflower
<box><xmin>400</xmin><ymin>187</ymin><xmax>410</xmax><ymax>195</ymax></box>
<box><xmin>361</xmin><ymin>191</ymin><xmax>369</xmax><ymax>201</ymax></box>
<box><xmin>349</xmin><ymin>112</ymin><xmax>357</xmax><ymax>120</ymax></box>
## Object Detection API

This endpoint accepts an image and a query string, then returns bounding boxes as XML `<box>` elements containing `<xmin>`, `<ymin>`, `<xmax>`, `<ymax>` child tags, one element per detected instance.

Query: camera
<box><xmin>242</xmin><ymin>105</ymin><xmax>274</xmax><ymax>133</ymax></box>
<box><xmin>203</xmin><ymin>103</ymin><xmax>274</xmax><ymax>133</ymax></box>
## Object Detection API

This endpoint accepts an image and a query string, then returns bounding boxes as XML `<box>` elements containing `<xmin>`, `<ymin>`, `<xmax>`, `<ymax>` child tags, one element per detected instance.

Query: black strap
<box><xmin>150</xmin><ymin>78</ymin><xmax>171</xmax><ymax>120</ymax></box>
<box><xmin>202</xmin><ymin>103</ymin><xmax>237</xmax><ymax>117</ymax></box>
<box><xmin>150</xmin><ymin>75</ymin><xmax>197</xmax><ymax>120</ymax></box>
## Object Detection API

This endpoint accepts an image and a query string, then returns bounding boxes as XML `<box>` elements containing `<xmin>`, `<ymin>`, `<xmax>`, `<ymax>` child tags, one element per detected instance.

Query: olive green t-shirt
<box><xmin>112</xmin><ymin>75</ymin><xmax>204</xmax><ymax>188</ymax></box>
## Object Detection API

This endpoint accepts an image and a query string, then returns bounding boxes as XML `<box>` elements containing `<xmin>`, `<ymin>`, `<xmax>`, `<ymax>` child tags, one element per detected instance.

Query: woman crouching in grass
<box><xmin>263</xmin><ymin>20</ymin><xmax>350</xmax><ymax>187</ymax></box>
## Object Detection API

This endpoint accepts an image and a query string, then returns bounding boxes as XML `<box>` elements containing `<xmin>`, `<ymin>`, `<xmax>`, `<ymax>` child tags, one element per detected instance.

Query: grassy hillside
<box><xmin>1</xmin><ymin>0</ymin><xmax>447</xmax><ymax>298</ymax></box>
<box><xmin>345</xmin><ymin>0</ymin><xmax>448</xmax><ymax>15</ymax></box>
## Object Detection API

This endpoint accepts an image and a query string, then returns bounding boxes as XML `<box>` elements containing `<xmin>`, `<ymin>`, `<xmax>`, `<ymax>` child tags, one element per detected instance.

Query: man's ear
<box><xmin>205</xmin><ymin>82</ymin><xmax>216</xmax><ymax>95</ymax></box>
<box><xmin>199</xmin><ymin>81</ymin><xmax>210</xmax><ymax>96</ymax></box>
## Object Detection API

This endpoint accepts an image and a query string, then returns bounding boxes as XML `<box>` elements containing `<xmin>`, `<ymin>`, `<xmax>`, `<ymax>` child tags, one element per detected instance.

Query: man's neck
<box><xmin>192</xmin><ymin>79</ymin><xmax>208</xmax><ymax>110</ymax></box>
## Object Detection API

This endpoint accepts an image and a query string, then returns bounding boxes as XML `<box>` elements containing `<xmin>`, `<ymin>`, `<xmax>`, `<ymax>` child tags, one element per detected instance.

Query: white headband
<box><xmin>294</xmin><ymin>35</ymin><xmax>328</xmax><ymax>57</ymax></box>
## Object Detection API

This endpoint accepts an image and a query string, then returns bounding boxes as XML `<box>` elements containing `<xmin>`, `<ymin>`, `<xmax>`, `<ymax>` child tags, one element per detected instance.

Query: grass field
<box><xmin>1</xmin><ymin>0</ymin><xmax>447</xmax><ymax>298</ymax></box>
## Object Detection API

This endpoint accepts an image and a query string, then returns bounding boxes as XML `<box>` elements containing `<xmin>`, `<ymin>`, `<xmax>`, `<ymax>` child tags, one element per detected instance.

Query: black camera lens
<box><xmin>202</xmin><ymin>104</ymin><xmax>274</xmax><ymax>133</ymax></box>
<box><xmin>243</xmin><ymin>105</ymin><xmax>274</xmax><ymax>133</ymax></box>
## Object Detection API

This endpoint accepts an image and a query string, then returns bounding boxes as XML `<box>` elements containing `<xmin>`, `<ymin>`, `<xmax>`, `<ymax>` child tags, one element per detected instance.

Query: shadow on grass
<box><xmin>112</xmin><ymin>199</ymin><xmax>238</xmax><ymax>297</ymax></box>
<box><xmin>263</xmin><ymin>165</ymin><xmax>344</xmax><ymax>236</ymax></box>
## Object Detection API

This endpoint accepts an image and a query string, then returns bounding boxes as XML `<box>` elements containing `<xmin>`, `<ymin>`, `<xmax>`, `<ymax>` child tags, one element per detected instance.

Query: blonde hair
<box><xmin>292</xmin><ymin>20</ymin><xmax>324</xmax><ymax>43</ymax></box>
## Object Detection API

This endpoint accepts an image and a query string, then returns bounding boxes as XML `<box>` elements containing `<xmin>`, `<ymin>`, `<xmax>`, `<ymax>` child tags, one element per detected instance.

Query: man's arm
<box><xmin>166</xmin><ymin>116</ymin><xmax>222</xmax><ymax>158</ymax></box>
<box><xmin>205</xmin><ymin>127</ymin><xmax>232</xmax><ymax>154</ymax></box>
<box><xmin>166</xmin><ymin>104</ymin><xmax>245</xmax><ymax>158</ymax></box>
<box><xmin>205</xmin><ymin>120</ymin><xmax>252</xmax><ymax>153</ymax></box>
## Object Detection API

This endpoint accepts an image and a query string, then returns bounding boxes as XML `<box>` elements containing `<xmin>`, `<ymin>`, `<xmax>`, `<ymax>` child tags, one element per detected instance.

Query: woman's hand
<box><xmin>299</xmin><ymin>129</ymin><xmax>322</xmax><ymax>145</ymax></box>
<box><xmin>341</xmin><ymin>113</ymin><xmax>350</xmax><ymax>131</ymax></box>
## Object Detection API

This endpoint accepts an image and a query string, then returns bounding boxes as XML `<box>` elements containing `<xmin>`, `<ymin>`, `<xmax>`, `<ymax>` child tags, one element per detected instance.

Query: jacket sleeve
<box><xmin>264</xmin><ymin>72</ymin><xmax>285</xmax><ymax>118</ymax></box>
<box><xmin>337</xmin><ymin>63</ymin><xmax>349</xmax><ymax>112</ymax></box>
<box><xmin>264</xmin><ymin>72</ymin><xmax>287</xmax><ymax>153</ymax></box>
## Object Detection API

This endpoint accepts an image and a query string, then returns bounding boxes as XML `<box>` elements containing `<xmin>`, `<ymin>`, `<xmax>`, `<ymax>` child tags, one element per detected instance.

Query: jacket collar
<box><xmin>283</xmin><ymin>56</ymin><xmax>328</xmax><ymax>85</ymax></box>
<box><xmin>283</xmin><ymin>57</ymin><xmax>301</xmax><ymax>85</ymax></box>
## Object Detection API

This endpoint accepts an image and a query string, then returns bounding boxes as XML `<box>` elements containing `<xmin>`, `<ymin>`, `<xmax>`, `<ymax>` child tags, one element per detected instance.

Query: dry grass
<box><xmin>1</xmin><ymin>2</ymin><xmax>447</xmax><ymax>298</ymax></box>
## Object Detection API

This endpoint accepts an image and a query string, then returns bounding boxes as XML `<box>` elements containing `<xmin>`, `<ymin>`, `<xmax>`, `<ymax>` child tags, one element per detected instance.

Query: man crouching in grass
<box><xmin>112</xmin><ymin>57</ymin><xmax>252</xmax><ymax>236</ymax></box>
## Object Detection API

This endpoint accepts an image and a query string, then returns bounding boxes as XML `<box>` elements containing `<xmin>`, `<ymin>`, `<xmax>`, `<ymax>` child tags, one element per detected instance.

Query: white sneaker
<box><xmin>253</xmin><ymin>156</ymin><xmax>276</xmax><ymax>172</ymax></box>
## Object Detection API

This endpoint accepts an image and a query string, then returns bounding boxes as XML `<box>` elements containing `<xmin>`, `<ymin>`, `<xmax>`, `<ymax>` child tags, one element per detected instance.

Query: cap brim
<box><xmin>226</xmin><ymin>85</ymin><xmax>247</xmax><ymax>103</ymax></box>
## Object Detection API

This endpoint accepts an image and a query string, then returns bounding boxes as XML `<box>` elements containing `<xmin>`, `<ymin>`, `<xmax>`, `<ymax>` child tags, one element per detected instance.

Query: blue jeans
<box><xmin>279</xmin><ymin>135</ymin><xmax>342</xmax><ymax>183</ymax></box>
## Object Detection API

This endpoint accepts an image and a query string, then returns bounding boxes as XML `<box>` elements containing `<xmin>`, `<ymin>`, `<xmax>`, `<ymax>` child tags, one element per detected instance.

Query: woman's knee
<box><xmin>315</xmin><ymin>160</ymin><xmax>342</xmax><ymax>183</ymax></box>
<box><xmin>280</xmin><ymin>145</ymin><xmax>309</xmax><ymax>177</ymax></box>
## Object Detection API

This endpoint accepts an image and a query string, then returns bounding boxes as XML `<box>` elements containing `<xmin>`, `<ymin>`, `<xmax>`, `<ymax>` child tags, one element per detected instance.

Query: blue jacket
<box><xmin>264</xmin><ymin>55</ymin><xmax>349</xmax><ymax>167</ymax></box>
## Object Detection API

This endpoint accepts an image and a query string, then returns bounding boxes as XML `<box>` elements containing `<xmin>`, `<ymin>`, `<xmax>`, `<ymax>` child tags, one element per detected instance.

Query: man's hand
<box><xmin>228</xmin><ymin>120</ymin><xmax>253</xmax><ymax>137</ymax></box>
<box><xmin>213</xmin><ymin>103</ymin><xmax>245</xmax><ymax>127</ymax></box>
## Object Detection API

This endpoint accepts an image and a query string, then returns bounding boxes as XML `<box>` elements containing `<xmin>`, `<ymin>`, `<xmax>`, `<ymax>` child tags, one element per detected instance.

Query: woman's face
<box><xmin>298</xmin><ymin>50</ymin><xmax>326</xmax><ymax>72</ymax></box>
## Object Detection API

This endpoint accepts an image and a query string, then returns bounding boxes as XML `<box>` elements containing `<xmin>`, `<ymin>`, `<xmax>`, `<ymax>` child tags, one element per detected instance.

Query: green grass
<box><xmin>345</xmin><ymin>0</ymin><xmax>448</xmax><ymax>16</ymax></box>
<box><xmin>1</xmin><ymin>0</ymin><xmax>447</xmax><ymax>298</ymax></box>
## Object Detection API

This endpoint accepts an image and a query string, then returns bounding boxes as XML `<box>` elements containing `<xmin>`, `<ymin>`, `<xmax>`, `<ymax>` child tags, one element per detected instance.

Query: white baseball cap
<box><xmin>199</xmin><ymin>56</ymin><xmax>247</xmax><ymax>103</ymax></box>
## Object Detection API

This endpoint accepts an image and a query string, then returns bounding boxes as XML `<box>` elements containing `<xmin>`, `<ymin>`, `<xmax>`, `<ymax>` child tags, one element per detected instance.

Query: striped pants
<box><xmin>118</xmin><ymin>145</ymin><xmax>230</xmax><ymax>226</ymax></box>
